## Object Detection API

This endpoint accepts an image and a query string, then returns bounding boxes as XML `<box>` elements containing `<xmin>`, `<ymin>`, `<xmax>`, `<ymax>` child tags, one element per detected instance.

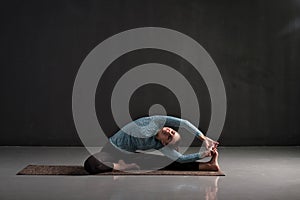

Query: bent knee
<box><xmin>84</xmin><ymin>156</ymin><xmax>113</xmax><ymax>174</ymax></box>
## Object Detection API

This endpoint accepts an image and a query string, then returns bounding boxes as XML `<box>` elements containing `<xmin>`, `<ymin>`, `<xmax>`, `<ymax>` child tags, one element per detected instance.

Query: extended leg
<box><xmin>162</xmin><ymin>149</ymin><xmax>220</xmax><ymax>171</ymax></box>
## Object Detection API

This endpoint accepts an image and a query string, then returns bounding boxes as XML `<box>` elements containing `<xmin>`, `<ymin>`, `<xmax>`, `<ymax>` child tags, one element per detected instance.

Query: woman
<box><xmin>84</xmin><ymin>115</ymin><xmax>220</xmax><ymax>174</ymax></box>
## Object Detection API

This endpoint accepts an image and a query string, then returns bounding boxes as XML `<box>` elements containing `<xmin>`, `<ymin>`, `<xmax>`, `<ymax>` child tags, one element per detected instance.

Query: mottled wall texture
<box><xmin>1</xmin><ymin>0</ymin><xmax>299</xmax><ymax>146</ymax></box>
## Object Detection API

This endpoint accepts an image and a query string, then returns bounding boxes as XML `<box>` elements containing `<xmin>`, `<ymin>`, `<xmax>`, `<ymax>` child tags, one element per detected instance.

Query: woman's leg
<box><xmin>162</xmin><ymin>150</ymin><xmax>220</xmax><ymax>171</ymax></box>
<box><xmin>161</xmin><ymin>161</ymin><xmax>200</xmax><ymax>171</ymax></box>
<box><xmin>127</xmin><ymin>153</ymin><xmax>175</xmax><ymax>170</ymax></box>
<box><xmin>124</xmin><ymin>150</ymin><xmax>220</xmax><ymax>171</ymax></box>
<box><xmin>83</xmin><ymin>142</ymin><xmax>140</xmax><ymax>174</ymax></box>
<box><xmin>84</xmin><ymin>151</ymin><xmax>115</xmax><ymax>174</ymax></box>
<box><xmin>84</xmin><ymin>142</ymin><xmax>120</xmax><ymax>174</ymax></box>
<box><xmin>84</xmin><ymin>145</ymin><xmax>220</xmax><ymax>173</ymax></box>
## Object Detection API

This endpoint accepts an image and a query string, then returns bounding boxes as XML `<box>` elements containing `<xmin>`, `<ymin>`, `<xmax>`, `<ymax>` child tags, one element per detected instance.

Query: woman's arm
<box><xmin>159</xmin><ymin>146</ymin><xmax>209</xmax><ymax>163</ymax></box>
<box><xmin>152</xmin><ymin>115</ymin><xmax>219</xmax><ymax>149</ymax></box>
<box><xmin>153</xmin><ymin>115</ymin><xmax>207</xmax><ymax>140</ymax></box>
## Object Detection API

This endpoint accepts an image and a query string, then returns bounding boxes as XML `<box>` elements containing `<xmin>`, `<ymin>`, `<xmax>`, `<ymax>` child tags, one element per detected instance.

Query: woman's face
<box><xmin>156</xmin><ymin>127</ymin><xmax>180</xmax><ymax>146</ymax></box>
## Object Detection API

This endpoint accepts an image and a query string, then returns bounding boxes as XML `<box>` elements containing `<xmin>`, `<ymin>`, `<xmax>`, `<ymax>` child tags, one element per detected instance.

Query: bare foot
<box><xmin>113</xmin><ymin>160</ymin><xmax>140</xmax><ymax>171</ymax></box>
<box><xmin>199</xmin><ymin>149</ymin><xmax>220</xmax><ymax>171</ymax></box>
<box><xmin>209</xmin><ymin>149</ymin><xmax>220</xmax><ymax>171</ymax></box>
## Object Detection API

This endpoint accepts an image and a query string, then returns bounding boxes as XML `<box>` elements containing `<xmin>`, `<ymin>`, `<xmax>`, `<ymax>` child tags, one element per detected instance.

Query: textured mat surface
<box><xmin>17</xmin><ymin>165</ymin><xmax>225</xmax><ymax>176</ymax></box>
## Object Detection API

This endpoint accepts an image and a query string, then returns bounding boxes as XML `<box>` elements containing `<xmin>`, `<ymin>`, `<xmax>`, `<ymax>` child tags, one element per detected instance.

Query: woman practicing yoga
<box><xmin>84</xmin><ymin>115</ymin><xmax>220</xmax><ymax>174</ymax></box>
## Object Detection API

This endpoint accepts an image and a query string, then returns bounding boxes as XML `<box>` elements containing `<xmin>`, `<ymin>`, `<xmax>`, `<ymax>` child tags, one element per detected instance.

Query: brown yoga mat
<box><xmin>17</xmin><ymin>165</ymin><xmax>225</xmax><ymax>176</ymax></box>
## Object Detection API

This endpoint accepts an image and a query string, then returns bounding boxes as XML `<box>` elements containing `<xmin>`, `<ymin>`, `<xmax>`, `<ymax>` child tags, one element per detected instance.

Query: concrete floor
<box><xmin>0</xmin><ymin>146</ymin><xmax>299</xmax><ymax>200</ymax></box>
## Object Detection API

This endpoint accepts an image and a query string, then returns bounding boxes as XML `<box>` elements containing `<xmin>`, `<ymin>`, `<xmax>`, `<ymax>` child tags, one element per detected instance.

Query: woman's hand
<box><xmin>204</xmin><ymin>137</ymin><xmax>219</xmax><ymax>150</ymax></box>
<box><xmin>200</xmin><ymin>150</ymin><xmax>213</xmax><ymax>158</ymax></box>
<box><xmin>200</xmin><ymin>147</ymin><xmax>218</xmax><ymax>158</ymax></box>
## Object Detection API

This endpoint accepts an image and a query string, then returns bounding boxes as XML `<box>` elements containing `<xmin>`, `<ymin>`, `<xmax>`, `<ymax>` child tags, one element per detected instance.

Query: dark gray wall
<box><xmin>1</xmin><ymin>0</ymin><xmax>299</xmax><ymax>146</ymax></box>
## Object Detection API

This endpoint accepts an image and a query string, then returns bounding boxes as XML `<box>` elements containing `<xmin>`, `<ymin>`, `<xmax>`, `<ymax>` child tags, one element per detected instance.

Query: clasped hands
<box><xmin>201</xmin><ymin>137</ymin><xmax>219</xmax><ymax>158</ymax></box>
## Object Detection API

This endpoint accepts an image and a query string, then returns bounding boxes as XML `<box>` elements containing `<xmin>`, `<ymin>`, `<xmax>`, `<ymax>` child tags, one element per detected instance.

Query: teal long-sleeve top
<box><xmin>109</xmin><ymin>115</ymin><xmax>205</xmax><ymax>163</ymax></box>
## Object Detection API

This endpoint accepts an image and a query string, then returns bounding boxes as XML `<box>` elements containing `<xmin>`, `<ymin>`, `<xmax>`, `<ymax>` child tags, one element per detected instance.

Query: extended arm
<box><xmin>159</xmin><ymin>146</ymin><xmax>210</xmax><ymax>163</ymax></box>
<box><xmin>153</xmin><ymin>115</ymin><xmax>206</xmax><ymax>140</ymax></box>
<box><xmin>153</xmin><ymin>115</ymin><xmax>218</xmax><ymax>149</ymax></box>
